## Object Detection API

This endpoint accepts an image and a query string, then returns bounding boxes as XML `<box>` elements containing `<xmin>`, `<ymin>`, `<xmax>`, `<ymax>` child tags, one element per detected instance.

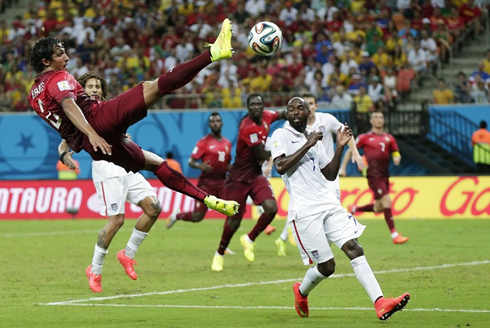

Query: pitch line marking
<box><xmin>47</xmin><ymin>303</ymin><xmax>490</xmax><ymax>313</ymax></box>
<box><xmin>40</xmin><ymin>260</ymin><xmax>490</xmax><ymax>306</ymax></box>
<box><xmin>0</xmin><ymin>228</ymin><xmax>131</xmax><ymax>238</ymax></box>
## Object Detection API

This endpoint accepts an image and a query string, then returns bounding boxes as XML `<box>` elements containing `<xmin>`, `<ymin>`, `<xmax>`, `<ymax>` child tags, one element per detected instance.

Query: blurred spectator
<box><xmin>470</xmin><ymin>80</ymin><xmax>489</xmax><ymax>103</ymax></box>
<box><xmin>432</xmin><ymin>22</ymin><xmax>452</xmax><ymax>63</ymax></box>
<box><xmin>331</xmin><ymin>85</ymin><xmax>353</xmax><ymax>108</ymax></box>
<box><xmin>384</xmin><ymin>67</ymin><xmax>399</xmax><ymax>108</ymax></box>
<box><xmin>459</xmin><ymin>0</ymin><xmax>482</xmax><ymax>38</ymax></box>
<box><xmin>433</xmin><ymin>79</ymin><xmax>454</xmax><ymax>104</ymax></box>
<box><xmin>470</xmin><ymin>62</ymin><xmax>490</xmax><ymax>83</ymax></box>
<box><xmin>483</xmin><ymin>50</ymin><xmax>490</xmax><ymax>75</ymax></box>
<box><xmin>165</xmin><ymin>151</ymin><xmax>182</xmax><ymax>173</ymax></box>
<box><xmin>420</xmin><ymin>30</ymin><xmax>438</xmax><ymax>65</ymax></box>
<box><xmin>368</xmin><ymin>76</ymin><xmax>385</xmax><ymax>110</ymax></box>
<box><xmin>454</xmin><ymin>71</ymin><xmax>473</xmax><ymax>103</ymax></box>
<box><xmin>471</xmin><ymin>120</ymin><xmax>490</xmax><ymax>174</ymax></box>
<box><xmin>408</xmin><ymin>41</ymin><xmax>427</xmax><ymax>75</ymax></box>
<box><xmin>446</xmin><ymin>6</ymin><xmax>466</xmax><ymax>39</ymax></box>
<box><xmin>354</xmin><ymin>85</ymin><xmax>374</xmax><ymax>114</ymax></box>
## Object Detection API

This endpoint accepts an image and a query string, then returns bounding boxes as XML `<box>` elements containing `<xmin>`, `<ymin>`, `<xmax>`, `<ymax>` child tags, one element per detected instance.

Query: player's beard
<box><xmin>289</xmin><ymin>118</ymin><xmax>306</xmax><ymax>133</ymax></box>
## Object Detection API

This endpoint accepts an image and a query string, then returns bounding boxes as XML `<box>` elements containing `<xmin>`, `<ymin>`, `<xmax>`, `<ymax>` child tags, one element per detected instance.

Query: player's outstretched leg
<box><xmin>205</xmin><ymin>18</ymin><xmax>234</xmax><ymax>62</ymax></box>
<box><xmin>374</xmin><ymin>293</ymin><xmax>410</xmax><ymax>320</ymax></box>
<box><xmin>204</xmin><ymin>195</ymin><xmax>239</xmax><ymax>217</ymax></box>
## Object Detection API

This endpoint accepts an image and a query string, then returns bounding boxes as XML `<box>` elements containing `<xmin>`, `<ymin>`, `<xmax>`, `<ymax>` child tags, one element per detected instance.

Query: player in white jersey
<box><xmin>58</xmin><ymin>72</ymin><xmax>160</xmax><ymax>293</ymax></box>
<box><xmin>270</xmin><ymin>97</ymin><xmax>410</xmax><ymax>320</ymax></box>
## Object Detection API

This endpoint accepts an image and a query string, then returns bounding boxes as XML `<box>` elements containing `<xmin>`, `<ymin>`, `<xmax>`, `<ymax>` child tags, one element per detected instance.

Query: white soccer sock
<box><xmin>125</xmin><ymin>228</ymin><xmax>148</xmax><ymax>259</ymax></box>
<box><xmin>91</xmin><ymin>244</ymin><xmax>108</xmax><ymax>275</ymax></box>
<box><xmin>350</xmin><ymin>256</ymin><xmax>383</xmax><ymax>303</ymax></box>
<box><xmin>299</xmin><ymin>266</ymin><xmax>327</xmax><ymax>296</ymax></box>
<box><xmin>391</xmin><ymin>231</ymin><xmax>399</xmax><ymax>239</ymax></box>
<box><xmin>280</xmin><ymin>221</ymin><xmax>288</xmax><ymax>242</ymax></box>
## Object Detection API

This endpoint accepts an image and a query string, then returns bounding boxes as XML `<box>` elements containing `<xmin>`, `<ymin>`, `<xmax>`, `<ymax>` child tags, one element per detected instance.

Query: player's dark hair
<box><xmin>209</xmin><ymin>112</ymin><xmax>221</xmax><ymax>120</ymax></box>
<box><xmin>77</xmin><ymin>72</ymin><xmax>109</xmax><ymax>100</ymax></box>
<box><xmin>166</xmin><ymin>151</ymin><xmax>174</xmax><ymax>159</ymax></box>
<box><xmin>370</xmin><ymin>110</ymin><xmax>384</xmax><ymax>118</ymax></box>
<box><xmin>301</xmin><ymin>93</ymin><xmax>317</xmax><ymax>104</ymax></box>
<box><xmin>29</xmin><ymin>37</ymin><xmax>64</xmax><ymax>73</ymax></box>
<box><xmin>481</xmin><ymin>120</ymin><xmax>487</xmax><ymax>129</ymax></box>
<box><xmin>246</xmin><ymin>93</ymin><xmax>263</xmax><ymax>106</ymax></box>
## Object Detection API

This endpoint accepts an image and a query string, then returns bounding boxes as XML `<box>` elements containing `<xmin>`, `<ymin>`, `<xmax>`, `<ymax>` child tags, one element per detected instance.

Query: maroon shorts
<box><xmin>84</xmin><ymin>84</ymin><xmax>147</xmax><ymax>173</ymax></box>
<box><xmin>194</xmin><ymin>180</ymin><xmax>226</xmax><ymax>214</ymax></box>
<box><xmin>367</xmin><ymin>176</ymin><xmax>390</xmax><ymax>200</ymax></box>
<box><xmin>225</xmin><ymin>175</ymin><xmax>275</xmax><ymax>219</ymax></box>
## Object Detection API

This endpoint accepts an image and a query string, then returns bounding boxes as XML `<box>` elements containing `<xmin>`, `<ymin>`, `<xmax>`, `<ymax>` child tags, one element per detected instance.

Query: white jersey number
<box><xmin>218</xmin><ymin>151</ymin><xmax>226</xmax><ymax>162</ymax></box>
<box><xmin>38</xmin><ymin>99</ymin><xmax>61</xmax><ymax>130</ymax></box>
<box><xmin>379</xmin><ymin>142</ymin><xmax>386</xmax><ymax>153</ymax></box>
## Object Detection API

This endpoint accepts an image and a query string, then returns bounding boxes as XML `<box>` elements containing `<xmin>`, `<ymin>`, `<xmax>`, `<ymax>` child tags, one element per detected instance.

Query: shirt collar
<box><xmin>284</xmin><ymin>124</ymin><xmax>304</xmax><ymax>136</ymax></box>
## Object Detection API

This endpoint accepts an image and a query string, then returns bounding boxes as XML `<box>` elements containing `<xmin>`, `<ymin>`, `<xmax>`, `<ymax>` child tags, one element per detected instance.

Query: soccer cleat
<box><xmin>204</xmin><ymin>195</ymin><xmax>239</xmax><ymax>216</ymax></box>
<box><xmin>293</xmin><ymin>282</ymin><xmax>309</xmax><ymax>318</ymax></box>
<box><xmin>211</xmin><ymin>253</ymin><xmax>224</xmax><ymax>271</ymax></box>
<box><xmin>239</xmin><ymin>234</ymin><xmax>255</xmax><ymax>262</ymax></box>
<box><xmin>117</xmin><ymin>249</ymin><xmax>138</xmax><ymax>280</ymax></box>
<box><xmin>224</xmin><ymin>248</ymin><xmax>235</xmax><ymax>255</ymax></box>
<box><xmin>205</xmin><ymin>18</ymin><xmax>233</xmax><ymax>62</ymax></box>
<box><xmin>287</xmin><ymin>226</ymin><xmax>297</xmax><ymax>247</ymax></box>
<box><xmin>347</xmin><ymin>204</ymin><xmax>357</xmax><ymax>214</ymax></box>
<box><xmin>374</xmin><ymin>293</ymin><xmax>410</xmax><ymax>320</ymax></box>
<box><xmin>275</xmin><ymin>238</ymin><xmax>286</xmax><ymax>256</ymax></box>
<box><xmin>393</xmin><ymin>235</ymin><xmax>409</xmax><ymax>244</ymax></box>
<box><xmin>85</xmin><ymin>265</ymin><xmax>102</xmax><ymax>293</ymax></box>
<box><xmin>264</xmin><ymin>224</ymin><xmax>276</xmax><ymax>235</ymax></box>
<box><xmin>166</xmin><ymin>208</ymin><xmax>181</xmax><ymax>229</ymax></box>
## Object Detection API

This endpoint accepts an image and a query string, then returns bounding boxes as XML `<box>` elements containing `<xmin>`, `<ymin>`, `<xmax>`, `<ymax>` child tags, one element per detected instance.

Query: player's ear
<box><xmin>41</xmin><ymin>57</ymin><xmax>51</xmax><ymax>68</ymax></box>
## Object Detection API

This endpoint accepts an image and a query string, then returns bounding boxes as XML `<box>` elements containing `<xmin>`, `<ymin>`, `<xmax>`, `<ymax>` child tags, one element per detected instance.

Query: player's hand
<box><xmin>263</xmin><ymin>165</ymin><xmax>272</xmax><ymax>177</ymax></box>
<box><xmin>305</xmin><ymin>131</ymin><xmax>323</xmax><ymax>147</ymax></box>
<box><xmin>336</xmin><ymin>123</ymin><xmax>353</xmax><ymax>147</ymax></box>
<box><xmin>339</xmin><ymin>167</ymin><xmax>346</xmax><ymax>177</ymax></box>
<box><xmin>89</xmin><ymin>133</ymin><xmax>112</xmax><ymax>155</ymax></box>
<box><xmin>63</xmin><ymin>151</ymin><xmax>78</xmax><ymax>170</ymax></box>
<box><xmin>393</xmin><ymin>156</ymin><xmax>401</xmax><ymax>166</ymax></box>
<box><xmin>352</xmin><ymin>153</ymin><xmax>365</xmax><ymax>171</ymax></box>
<box><xmin>199</xmin><ymin>162</ymin><xmax>213</xmax><ymax>172</ymax></box>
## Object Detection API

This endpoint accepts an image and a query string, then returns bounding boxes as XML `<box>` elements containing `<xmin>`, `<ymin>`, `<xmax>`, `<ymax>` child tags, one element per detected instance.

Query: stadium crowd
<box><xmin>0</xmin><ymin>0</ymin><xmax>488</xmax><ymax>112</ymax></box>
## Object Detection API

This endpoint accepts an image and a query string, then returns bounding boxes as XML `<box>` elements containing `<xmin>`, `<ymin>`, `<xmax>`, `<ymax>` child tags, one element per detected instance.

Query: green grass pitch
<box><xmin>1</xmin><ymin>218</ymin><xmax>489</xmax><ymax>327</ymax></box>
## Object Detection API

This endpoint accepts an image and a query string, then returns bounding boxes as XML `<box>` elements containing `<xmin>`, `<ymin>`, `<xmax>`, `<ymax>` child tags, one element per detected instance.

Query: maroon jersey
<box><xmin>356</xmin><ymin>131</ymin><xmax>399</xmax><ymax>178</ymax></box>
<box><xmin>28</xmin><ymin>70</ymin><xmax>96</xmax><ymax>152</ymax></box>
<box><xmin>229</xmin><ymin>110</ymin><xmax>279</xmax><ymax>182</ymax></box>
<box><xmin>191</xmin><ymin>134</ymin><xmax>232</xmax><ymax>185</ymax></box>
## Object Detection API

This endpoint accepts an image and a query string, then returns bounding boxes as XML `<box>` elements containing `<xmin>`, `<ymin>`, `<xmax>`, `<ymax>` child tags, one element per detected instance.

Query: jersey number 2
<box><xmin>38</xmin><ymin>99</ymin><xmax>61</xmax><ymax>130</ymax></box>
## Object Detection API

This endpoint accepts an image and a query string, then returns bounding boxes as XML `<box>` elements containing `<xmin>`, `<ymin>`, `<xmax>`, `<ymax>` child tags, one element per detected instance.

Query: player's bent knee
<box><xmin>263</xmin><ymin>200</ymin><xmax>278</xmax><ymax>216</ymax></box>
<box><xmin>342</xmin><ymin>239</ymin><xmax>364</xmax><ymax>259</ymax></box>
<box><xmin>192</xmin><ymin>213</ymin><xmax>205</xmax><ymax>222</ymax></box>
<box><xmin>227</xmin><ymin>218</ymin><xmax>241</xmax><ymax>231</ymax></box>
<box><xmin>109</xmin><ymin>214</ymin><xmax>125</xmax><ymax>229</ymax></box>
<box><xmin>317</xmin><ymin>259</ymin><xmax>336</xmax><ymax>277</ymax></box>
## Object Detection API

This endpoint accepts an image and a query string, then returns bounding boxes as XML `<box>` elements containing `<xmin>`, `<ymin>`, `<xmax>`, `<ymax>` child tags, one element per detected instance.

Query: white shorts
<box><xmin>292</xmin><ymin>210</ymin><xmax>365</xmax><ymax>265</ymax></box>
<box><xmin>94</xmin><ymin>173</ymin><xmax>157</xmax><ymax>217</ymax></box>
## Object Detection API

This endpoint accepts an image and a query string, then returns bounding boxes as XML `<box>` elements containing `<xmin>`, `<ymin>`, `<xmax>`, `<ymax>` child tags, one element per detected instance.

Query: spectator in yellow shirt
<box><xmin>354</xmin><ymin>85</ymin><xmax>374</xmax><ymax>113</ymax></box>
<box><xmin>483</xmin><ymin>50</ymin><xmax>490</xmax><ymax>75</ymax></box>
<box><xmin>372</xmin><ymin>46</ymin><xmax>390</xmax><ymax>68</ymax></box>
<box><xmin>222</xmin><ymin>87</ymin><xmax>243</xmax><ymax>108</ymax></box>
<box><xmin>249</xmin><ymin>67</ymin><xmax>272</xmax><ymax>93</ymax></box>
<box><xmin>433</xmin><ymin>79</ymin><xmax>454</xmax><ymax>104</ymax></box>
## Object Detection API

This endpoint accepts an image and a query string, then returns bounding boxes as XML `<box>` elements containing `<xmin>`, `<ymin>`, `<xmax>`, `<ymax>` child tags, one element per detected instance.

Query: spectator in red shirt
<box><xmin>446</xmin><ymin>6</ymin><xmax>465</xmax><ymax>39</ymax></box>
<box><xmin>459</xmin><ymin>0</ymin><xmax>482</xmax><ymax>37</ymax></box>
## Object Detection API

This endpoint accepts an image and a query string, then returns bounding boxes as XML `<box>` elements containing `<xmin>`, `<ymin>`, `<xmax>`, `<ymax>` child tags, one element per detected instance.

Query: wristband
<box><xmin>60</xmin><ymin>151</ymin><xmax>68</xmax><ymax>164</ymax></box>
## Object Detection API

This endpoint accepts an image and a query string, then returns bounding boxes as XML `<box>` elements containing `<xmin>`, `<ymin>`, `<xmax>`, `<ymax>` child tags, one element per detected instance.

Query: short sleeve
<box><xmin>240</xmin><ymin>124</ymin><xmax>262</xmax><ymax>147</ymax></box>
<box><xmin>270</xmin><ymin>129</ymin><xmax>287</xmax><ymax>160</ymax></box>
<box><xmin>191</xmin><ymin>139</ymin><xmax>205</xmax><ymax>160</ymax></box>
<box><xmin>47</xmin><ymin>71</ymin><xmax>77</xmax><ymax>104</ymax></box>
<box><xmin>356</xmin><ymin>134</ymin><xmax>366</xmax><ymax>148</ymax></box>
<box><xmin>324</xmin><ymin>113</ymin><xmax>342</xmax><ymax>134</ymax></box>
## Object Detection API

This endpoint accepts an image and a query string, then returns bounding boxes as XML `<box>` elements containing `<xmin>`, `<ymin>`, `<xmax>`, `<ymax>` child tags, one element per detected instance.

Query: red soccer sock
<box><xmin>217</xmin><ymin>218</ymin><xmax>237</xmax><ymax>255</ymax></box>
<box><xmin>176</xmin><ymin>212</ymin><xmax>194</xmax><ymax>222</ymax></box>
<box><xmin>248</xmin><ymin>213</ymin><xmax>274</xmax><ymax>241</ymax></box>
<box><xmin>158</xmin><ymin>51</ymin><xmax>211</xmax><ymax>95</ymax></box>
<box><xmin>154</xmin><ymin>162</ymin><xmax>208</xmax><ymax>202</ymax></box>
<box><xmin>383</xmin><ymin>208</ymin><xmax>396</xmax><ymax>232</ymax></box>
<box><xmin>356</xmin><ymin>204</ymin><xmax>375</xmax><ymax>212</ymax></box>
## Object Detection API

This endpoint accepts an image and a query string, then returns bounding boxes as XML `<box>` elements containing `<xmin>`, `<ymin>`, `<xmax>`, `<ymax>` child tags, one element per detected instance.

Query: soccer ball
<box><xmin>248</xmin><ymin>22</ymin><xmax>283</xmax><ymax>56</ymax></box>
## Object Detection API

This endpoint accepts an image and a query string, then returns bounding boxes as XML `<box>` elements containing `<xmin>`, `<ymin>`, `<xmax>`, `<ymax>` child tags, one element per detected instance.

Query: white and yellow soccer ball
<box><xmin>248</xmin><ymin>22</ymin><xmax>283</xmax><ymax>56</ymax></box>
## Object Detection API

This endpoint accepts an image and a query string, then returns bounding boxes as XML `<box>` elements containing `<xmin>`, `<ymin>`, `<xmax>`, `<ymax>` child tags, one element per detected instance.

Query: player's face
<box><xmin>287</xmin><ymin>97</ymin><xmax>310</xmax><ymax>132</ymax></box>
<box><xmin>48</xmin><ymin>46</ymin><xmax>69</xmax><ymax>71</ymax></box>
<box><xmin>209</xmin><ymin>115</ymin><xmax>222</xmax><ymax>134</ymax></box>
<box><xmin>247</xmin><ymin>96</ymin><xmax>264</xmax><ymax>119</ymax></box>
<box><xmin>84</xmin><ymin>78</ymin><xmax>103</xmax><ymax>100</ymax></box>
<box><xmin>304</xmin><ymin>97</ymin><xmax>317</xmax><ymax>116</ymax></box>
<box><xmin>370</xmin><ymin>112</ymin><xmax>385</xmax><ymax>128</ymax></box>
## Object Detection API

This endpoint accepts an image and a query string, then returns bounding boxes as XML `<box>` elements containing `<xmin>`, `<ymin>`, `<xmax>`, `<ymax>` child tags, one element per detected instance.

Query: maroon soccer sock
<box><xmin>157</xmin><ymin>51</ymin><xmax>212</xmax><ymax>95</ymax></box>
<box><xmin>248</xmin><ymin>213</ymin><xmax>274</xmax><ymax>241</ymax></box>
<box><xmin>217</xmin><ymin>218</ymin><xmax>237</xmax><ymax>255</ymax></box>
<box><xmin>154</xmin><ymin>162</ymin><xmax>208</xmax><ymax>202</ymax></box>
<box><xmin>356</xmin><ymin>204</ymin><xmax>375</xmax><ymax>212</ymax></box>
<box><xmin>383</xmin><ymin>208</ymin><xmax>396</xmax><ymax>232</ymax></box>
<box><xmin>176</xmin><ymin>212</ymin><xmax>194</xmax><ymax>222</ymax></box>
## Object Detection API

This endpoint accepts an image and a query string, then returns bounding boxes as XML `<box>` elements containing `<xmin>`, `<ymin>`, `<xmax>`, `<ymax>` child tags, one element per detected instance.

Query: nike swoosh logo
<box><xmin>292</xmin><ymin>141</ymin><xmax>300</xmax><ymax>143</ymax></box>
<box><xmin>210</xmin><ymin>145</ymin><xmax>216</xmax><ymax>149</ymax></box>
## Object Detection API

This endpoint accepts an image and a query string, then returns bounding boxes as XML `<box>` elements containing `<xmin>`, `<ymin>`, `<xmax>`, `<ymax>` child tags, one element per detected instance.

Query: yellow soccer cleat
<box><xmin>240</xmin><ymin>234</ymin><xmax>255</xmax><ymax>262</ymax></box>
<box><xmin>211</xmin><ymin>253</ymin><xmax>224</xmax><ymax>272</ymax></box>
<box><xmin>204</xmin><ymin>195</ymin><xmax>239</xmax><ymax>216</ymax></box>
<box><xmin>275</xmin><ymin>238</ymin><xmax>286</xmax><ymax>257</ymax></box>
<box><xmin>205</xmin><ymin>18</ymin><xmax>233</xmax><ymax>62</ymax></box>
<box><xmin>287</xmin><ymin>226</ymin><xmax>297</xmax><ymax>247</ymax></box>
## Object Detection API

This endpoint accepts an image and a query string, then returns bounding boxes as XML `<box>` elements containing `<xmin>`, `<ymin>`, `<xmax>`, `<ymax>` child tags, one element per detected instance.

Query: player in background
<box><xmin>211</xmin><ymin>93</ymin><xmax>287</xmax><ymax>271</ymax></box>
<box><xmin>28</xmin><ymin>20</ymin><xmax>239</xmax><ymax>224</ymax></box>
<box><xmin>59</xmin><ymin>72</ymin><xmax>162</xmax><ymax>293</ymax></box>
<box><xmin>166</xmin><ymin>112</ymin><xmax>232</xmax><ymax>228</ymax></box>
<box><xmin>270</xmin><ymin>97</ymin><xmax>410</xmax><ymax>320</ymax></box>
<box><xmin>275</xmin><ymin>93</ymin><xmax>364</xmax><ymax>256</ymax></box>
<box><xmin>340</xmin><ymin>112</ymin><xmax>409</xmax><ymax>244</ymax></box>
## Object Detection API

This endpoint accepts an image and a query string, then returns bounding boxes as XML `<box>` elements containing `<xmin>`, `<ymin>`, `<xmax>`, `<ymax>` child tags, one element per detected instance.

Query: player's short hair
<box><xmin>77</xmin><ymin>72</ymin><xmax>109</xmax><ymax>100</ymax></box>
<box><xmin>301</xmin><ymin>93</ymin><xmax>317</xmax><ymax>104</ymax></box>
<box><xmin>481</xmin><ymin>120</ymin><xmax>487</xmax><ymax>129</ymax></box>
<box><xmin>246</xmin><ymin>93</ymin><xmax>263</xmax><ymax>106</ymax></box>
<box><xmin>209</xmin><ymin>112</ymin><xmax>221</xmax><ymax>120</ymax></box>
<box><xmin>370</xmin><ymin>111</ymin><xmax>384</xmax><ymax>118</ymax></box>
<box><xmin>29</xmin><ymin>37</ymin><xmax>64</xmax><ymax>73</ymax></box>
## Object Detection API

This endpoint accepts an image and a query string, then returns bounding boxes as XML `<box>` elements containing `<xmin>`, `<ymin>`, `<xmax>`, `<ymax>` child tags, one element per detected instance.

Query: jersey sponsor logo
<box><xmin>57</xmin><ymin>80</ymin><xmax>71</xmax><ymax>91</ymax></box>
<box><xmin>250</xmin><ymin>133</ymin><xmax>258</xmax><ymax>143</ymax></box>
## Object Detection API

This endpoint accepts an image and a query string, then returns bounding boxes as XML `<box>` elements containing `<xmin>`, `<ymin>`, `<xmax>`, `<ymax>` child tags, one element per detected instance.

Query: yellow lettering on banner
<box><xmin>269</xmin><ymin>176</ymin><xmax>490</xmax><ymax>219</ymax></box>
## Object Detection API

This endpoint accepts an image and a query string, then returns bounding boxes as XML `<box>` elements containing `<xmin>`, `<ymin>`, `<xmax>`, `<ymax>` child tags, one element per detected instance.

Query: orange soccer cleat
<box><xmin>374</xmin><ymin>293</ymin><xmax>410</xmax><ymax>320</ymax></box>
<box><xmin>293</xmin><ymin>282</ymin><xmax>309</xmax><ymax>318</ymax></box>
<box><xmin>117</xmin><ymin>250</ymin><xmax>138</xmax><ymax>280</ymax></box>
<box><xmin>264</xmin><ymin>224</ymin><xmax>276</xmax><ymax>235</ymax></box>
<box><xmin>393</xmin><ymin>235</ymin><xmax>409</xmax><ymax>244</ymax></box>
<box><xmin>85</xmin><ymin>265</ymin><xmax>102</xmax><ymax>293</ymax></box>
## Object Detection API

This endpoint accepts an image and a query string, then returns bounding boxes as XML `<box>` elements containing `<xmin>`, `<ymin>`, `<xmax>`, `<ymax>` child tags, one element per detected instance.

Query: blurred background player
<box><xmin>56</xmin><ymin>156</ymin><xmax>80</xmax><ymax>180</ymax></box>
<box><xmin>165</xmin><ymin>151</ymin><xmax>182</xmax><ymax>173</ymax></box>
<box><xmin>211</xmin><ymin>93</ymin><xmax>287</xmax><ymax>271</ymax></box>
<box><xmin>271</xmin><ymin>97</ymin><xmax>409</xmax><ymax>320</ymax></box>
<box><xmin>166</xmin><ymin>112</ymin><xmax>232</xmax><ymax>228</ymax></box>
<box><xmin>341</xmin><ymin>112</ymin><xmax>409</xmax><ymax>244</ymax></box>
<box><xmin>471</xmin><ymin>120</ymin><xmax>490</xmax><ymax>174</ymax></box>
<box><xmin>58</xmin><ymin>72</ymin><xmax>161</xmax><ymax>293</ymax></box>
<box><xmin>275</xmin><ymin>93</ymin><xmax>364</xmax><ymax>256</ymax></box>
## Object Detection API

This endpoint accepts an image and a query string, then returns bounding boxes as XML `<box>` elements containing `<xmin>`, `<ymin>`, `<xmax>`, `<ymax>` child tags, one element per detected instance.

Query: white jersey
<box><xmin>270</xmin><ymin>125</ymin><xmax>344</xmax><ymax>219</ymax></box>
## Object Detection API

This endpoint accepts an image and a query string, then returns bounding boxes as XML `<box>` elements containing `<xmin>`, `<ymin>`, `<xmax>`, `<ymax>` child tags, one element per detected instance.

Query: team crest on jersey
<box><xmin>311</xmin><ymin>250</ymin><xmax>320</xmax><ymax>260</ymax></box>
<box><xmin>272</xmin><ymin>140</ymin><xmax>279</xmax><ymax>149</ymax></box>
<box><xmin>57</xmin><ymin>80</ymin><xmax>70</xmax><ymax>91</ymax></box>
<box><xmin>250</xmin><ymin>133</ymin><xmax>258</xmax><ymax>143</ymax></box>
<box><xmin>385</xmin><ymin>137</ymin><xmax>390</xmax><ymax>142</ymax></box>
<box><xmin>111</xmin><ymin>203</ymin><xmax>118</xmax><ymax>211</ymax></box>
<box><xmin>319</xmin><ymin>126</ymin><xmax>326</xmax><ymax>134</ymax></box>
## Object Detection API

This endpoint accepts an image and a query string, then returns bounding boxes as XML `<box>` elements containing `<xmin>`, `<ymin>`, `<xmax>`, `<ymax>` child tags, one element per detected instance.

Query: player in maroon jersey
<box><xmin>340</xmin><ymin>112</ymin><xmax>409</xmax><ymax>244</ymax></box>
<box><xmin>211</xmin><ymin>93</ymin><xmax>288</xmax><ymax>271</ymax></box>
<box><xmin>27</xmin><ymin>20</ymin><xmax>239</xmax><ymax>221</ymax></box>
<box><xmin>166</xmin><ymin>112</ymin><xmax>232</xmax><ymax>228</ymax></box>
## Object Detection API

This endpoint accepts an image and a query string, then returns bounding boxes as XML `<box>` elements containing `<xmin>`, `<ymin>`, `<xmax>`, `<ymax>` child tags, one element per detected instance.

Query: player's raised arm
<box><xmin>61</xmin><ymin>98</ymin><xmax>112</xmax><ymax>155</ymax></box>
<box><xmin>322</xmin><ymin>124</ymin><xmax>353</xmax><ymax>181</ymax></box>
